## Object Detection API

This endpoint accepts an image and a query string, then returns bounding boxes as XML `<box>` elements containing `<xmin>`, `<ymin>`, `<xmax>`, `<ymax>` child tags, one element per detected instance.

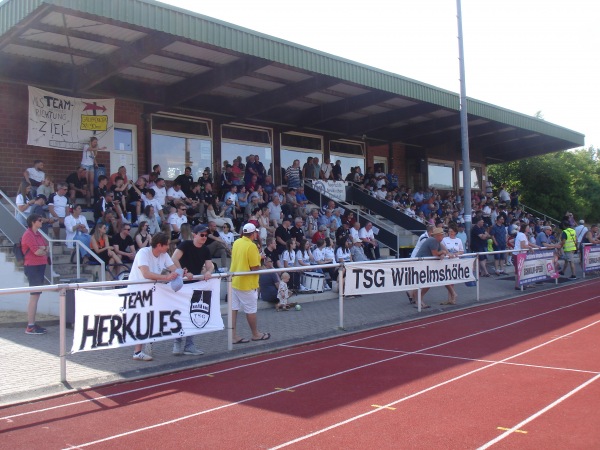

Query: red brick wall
<box><xmin>0</xmin><ymin>82</ymin><xmax>146</xmax><ymax>196</ymax></box>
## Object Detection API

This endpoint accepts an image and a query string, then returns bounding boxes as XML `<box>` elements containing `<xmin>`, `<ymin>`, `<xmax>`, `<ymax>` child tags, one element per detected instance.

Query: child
<box><xmin>276</xmin><ymin>272</ymin><xmax>297</xmax><ymax>311</ymax></box>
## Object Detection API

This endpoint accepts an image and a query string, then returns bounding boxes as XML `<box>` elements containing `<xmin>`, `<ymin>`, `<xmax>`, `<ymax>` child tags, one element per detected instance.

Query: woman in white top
<box><xmin>219</xmin><ymin>222</ymin><xmax>236</xmax><ymax>251</ymax></box>
<box><xmin>81</xmin><ymin>137</ymin><xmax>105</xmax><ymax>194</ymax></box>
<box><xmin>512</xmin><ymin>223</ymin><xmax>540</xmax><ymax>289</ymax></box>
<box><xmin>15</xmin><ymin>181</ymin><xmax>34</xmax><ymax>226</ymax></box>
<box><xmin>206</xmin><ymin>201</ymin><xmax>234</xmax><ymax>229</ymax></box>
<box><xmin>296</xmin><ymin>239</ymin><xmax>315</xmax><ymax>267</ymax></box>
<box><xmin>336</xmin><ymin>238</ymin><xmax>352</xmax><ymax>263</ymax></box>
<box><xmin>440</xmin><ymin>223</ymin><xmax>463</xmax><ymax>305</ymax></box>
<box><xmin>280</xmin><ymin>239</ymin><xmax>298</xmax><ymax>289</ymax></box>
<box><xmin>64</xmin><ymin>204</ymin><xmax>90</xmax><ymax>249</ymax></box>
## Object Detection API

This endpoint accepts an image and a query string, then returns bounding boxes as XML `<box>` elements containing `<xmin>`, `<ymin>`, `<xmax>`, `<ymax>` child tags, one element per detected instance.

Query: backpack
<box><xmin>13</xmin><ymin>240</ymin><xmax>26</xmax><ymax>266</ymax></box>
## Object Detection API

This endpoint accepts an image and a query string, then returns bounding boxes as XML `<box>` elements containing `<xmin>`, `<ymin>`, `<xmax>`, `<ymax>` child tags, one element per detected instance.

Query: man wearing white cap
<box><xmin>230</xmin><ymin>223</ymin><xmax>271</xmax><ymax>343</ymax></box>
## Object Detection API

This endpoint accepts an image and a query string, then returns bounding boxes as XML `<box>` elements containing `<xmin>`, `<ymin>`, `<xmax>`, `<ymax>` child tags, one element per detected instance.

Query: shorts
<box><xmin>492</xmin><ymin>244</ymin><xmax>506</xmax><ymax>260</ymax></box>
<box><xmin>478</xmin><ymin>254</ymin><xmax>488</xmax><ymax>261</ymax></box>
<box><xmin>24</xmin><ymin>264</ymin><xmax>46</xmax><ymax>295</ymax></box>
<box><xmin>561</xmin><ymin>251</ymin><xmax>575</xmax><ymax>262</ymax></box>
<box><xmin>81</xmin><ymin>164</ymin><xmax>94</xmax><ymax>171</ymax></box>
<box><xmin>232</xmin><ymin>288</ymin><xmax>258</xmax><ymax>314</ymax></box>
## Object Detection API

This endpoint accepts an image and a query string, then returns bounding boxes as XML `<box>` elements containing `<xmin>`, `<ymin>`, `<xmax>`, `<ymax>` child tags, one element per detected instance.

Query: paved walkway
<box><xmin>0</xmin><ymin>267</ymin><xmax>593</xmax><ymax>407</ymax></box>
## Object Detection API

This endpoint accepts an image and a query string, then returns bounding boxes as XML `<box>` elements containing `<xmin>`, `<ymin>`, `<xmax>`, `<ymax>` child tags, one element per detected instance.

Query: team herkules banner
<box><xmin>71</xmin><ymin>279</ymin><xmax>223</xmax><ymax>353</ymax></box>
<box><xmin>344</xmin><ymin>258</ymin><xmax>477</xmax><ymax>295</ymax></box>
<box><xmin>28</xmin><ymin>86</ymin><xmax>115</xmax><ymax>151</ymax></box>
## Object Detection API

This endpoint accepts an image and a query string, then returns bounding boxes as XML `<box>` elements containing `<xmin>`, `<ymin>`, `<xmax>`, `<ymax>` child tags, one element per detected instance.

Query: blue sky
<box><xmin>160</xmin><ymin>0</ymin><xmax>599</xmax><ymax>150</ymax></box>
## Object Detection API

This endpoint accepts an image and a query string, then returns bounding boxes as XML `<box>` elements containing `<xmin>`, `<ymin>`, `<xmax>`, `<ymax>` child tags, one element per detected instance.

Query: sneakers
<box><xmin>51</xmin><ymin>270</ymin><xmax>60</xmax><ymax>278</ymax></box>
<box><xmin>132</xmin><ymin>351</ymin><xmax>153</xmax><ymax>361</ymax></box>
<box><xmin>569</xmin><ymin>275</ymin><xmax>577</xmax><ymax>280</ymax></box>
<box><xmin>172</xmin><ymin>340</ymin><xmax>183</xmax><ymax>356</ymax></box>
<box><xmin>217</xmin><ymin>267</ymin><xmax>228</xmax><ymax>273</ymax></box>
<box><xmin>25</xmin><ymin>324</ymin><xmax>47</xmax><ymax>335</ymax></box>
<box><xmin>323</xmin><ymin>283</ymin><xmax>332</xmax><ymax>291</ymax></box>
<box><xmin>183</xmin><ymin>345</ymin><xmax>204</xmax><ymax>356</ymax></box>
<box><xmin>144</xmin><ymin>342</ymin><xmax>154</xmax><ymax>357</ymax></box>
<box><xmin>299</xmin><ymin>284</ymin><xmax>309</xmax><ymax>292</ymax></box>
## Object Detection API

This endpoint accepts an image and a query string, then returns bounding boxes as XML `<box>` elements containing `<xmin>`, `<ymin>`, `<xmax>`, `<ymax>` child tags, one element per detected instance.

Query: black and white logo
<box><xmin>189</xmin><ymin>290</ymin><xmax>211</xmax><ymax>328</ymax></box>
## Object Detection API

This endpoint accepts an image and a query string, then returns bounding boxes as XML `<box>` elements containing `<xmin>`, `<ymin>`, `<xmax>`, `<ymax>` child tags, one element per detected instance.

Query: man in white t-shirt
<box><xmin>166</xmin><ymin>181</ymin><xmax>189</xmax><ymax>206</ymax></box>
<box><xmin>169</xmin><ymin>204</ymin><xmax>188</xmax><ymax>239</ymax></box>
<box><xmin>23</xmin><ymin>160</ymin><xmax>45</xmax><ymax>195</ymax></box>
<box><xmin>48</xmin><ymin>182</ymin><xmax>69</xmax><ymax>239</ymax></box>
<box><xmin>359</xmin><ymin>222</ymin><xmax>380</xmax><ymax>260</ymax></box>
<box><xmin>153</xmin><ymin>178</ymin><xmax>168</xmax><ymax>209</ymax></box>
<box><xmin>128</xmin><ymin>232</ymin><xmax>180</xmax><ymax>361</ymax></box>
<box><xmin>411</xmin><ymin>225</ymin><xmax>433</xmax><ymax>258</ymax></box>
<box><xmin>320</xmin><ymin>158</ymin><xmax>333</xmax><ymax>180</ymax></box>
<box><xmin>574</xmin><ymin>219</ymin><xmax>588</xmax><ymax>251</ymax></box>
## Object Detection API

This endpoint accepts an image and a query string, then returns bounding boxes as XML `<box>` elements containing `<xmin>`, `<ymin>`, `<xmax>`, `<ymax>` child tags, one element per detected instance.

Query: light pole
<box><xmin>456</xmin><ymin>0</ymin><xmax>472</xmax><ymax>247</ymax></box>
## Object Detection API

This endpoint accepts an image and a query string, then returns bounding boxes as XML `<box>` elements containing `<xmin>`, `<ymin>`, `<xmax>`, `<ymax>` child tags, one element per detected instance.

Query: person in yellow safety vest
<box><xmin>559</xmin><ymin>220</ymin><xmax>578</xmax><ymax>280</ymax></box>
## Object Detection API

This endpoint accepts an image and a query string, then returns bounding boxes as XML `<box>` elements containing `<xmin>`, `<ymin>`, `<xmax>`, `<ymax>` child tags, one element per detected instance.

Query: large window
<box><xmin>221</xmin><ymin>124</ymin><xmax>272</xmax><ymax>179</ymax></box>
<box><xmin>151</xmin><ymin>114</ymin><xmax>212</xmax><ymax>180</ymax></box>
<box><xmin>281</xmin><ymin>132</ymin><xmax>323</xmax><ymax>176</ymax></box>
<box><xmin>458</xmin><ymin>164</ymin><xmax>483</xmax><ymax>190</ymax></box>
<box><xmin>428</xmin><ymin>160</ymin><xmax>455</xmax><ymax>190</ymax></box>
<box><xmin>330</xmin><ymin>139</ymin><xmax>365</xmax><ymax>179</ymax></box>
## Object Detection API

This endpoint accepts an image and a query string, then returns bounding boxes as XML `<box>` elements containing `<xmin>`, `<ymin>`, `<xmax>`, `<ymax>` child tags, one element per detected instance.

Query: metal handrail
<box><xmin>520</xmin><ymin>203</ymin><xmax>561</xmax><ymax>225</ymax></box>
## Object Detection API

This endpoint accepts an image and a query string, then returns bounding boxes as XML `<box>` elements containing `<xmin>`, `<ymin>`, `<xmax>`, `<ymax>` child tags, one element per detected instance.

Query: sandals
<box><xmin>252</xmin><ymin>332</ymin><xmax>271</xmax><ymax>341</ymax></box>
<box><xmin>233</xmin><ymin>338</ymin><xmax>250</xmax><ymax>344</ymax></box>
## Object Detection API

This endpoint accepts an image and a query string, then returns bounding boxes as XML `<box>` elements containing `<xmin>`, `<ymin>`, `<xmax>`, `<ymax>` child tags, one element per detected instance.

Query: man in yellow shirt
<box><xmin>230</xmin><ymin>223</ymin><xmax>271</xmax><ymax>343</ymax></box>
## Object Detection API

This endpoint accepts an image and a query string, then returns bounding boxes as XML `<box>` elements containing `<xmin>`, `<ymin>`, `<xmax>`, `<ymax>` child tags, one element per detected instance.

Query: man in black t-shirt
<box><xmin>111</xmin><ymin>225</ymin><xmax>136</xmax><ymax>264</ymax></box>
<box><xmin>174</xmin><ymin>166</ymin><xmax>194</xmax><ymax>197</ymax></box>
<box><xmin>275</xmin><ymin>217</ymin><xmax>292</xmax><ymax>253</ymax></box>
<box><xmin>263</xmin><ymin>237</ymin><xmax>281</xmax><ymax>268</ymax></box>
<box><xmin>66</xmin><ymin>166</ymin><xmax>91</xmax><ymax>206</ymax></box>
<box><xmin>171</xmin><ymin>224</ymin><xmax>214</xmax><ymax>356</ymax></box>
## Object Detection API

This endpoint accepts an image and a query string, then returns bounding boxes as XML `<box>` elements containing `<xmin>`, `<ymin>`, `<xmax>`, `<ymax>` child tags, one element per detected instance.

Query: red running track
<box><xmin>2</xmin><ymin>280</ymin><xmax>600</xmax><ymax>449</ymax></box>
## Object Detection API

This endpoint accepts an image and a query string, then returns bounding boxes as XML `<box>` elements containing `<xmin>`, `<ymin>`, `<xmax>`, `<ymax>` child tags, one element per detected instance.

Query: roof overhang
<box><xmin>0</xmin><ymin>0</ymin><xmax>585</xmax><ymax>163</ymax></box>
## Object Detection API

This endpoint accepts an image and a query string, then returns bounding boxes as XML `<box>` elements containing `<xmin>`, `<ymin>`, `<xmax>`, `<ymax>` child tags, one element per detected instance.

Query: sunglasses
<box><xmin>198</xmin><ymin>233</ymin><xmax>208</xmax><ymax>237</ymax></box>
<box><xmin>123</xmin><ymin>228</ymin><xmax>131</xmax><ymax>231</ymax></box>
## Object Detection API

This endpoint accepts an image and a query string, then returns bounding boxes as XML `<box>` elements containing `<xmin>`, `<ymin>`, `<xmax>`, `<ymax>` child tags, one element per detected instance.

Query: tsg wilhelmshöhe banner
<box><xmin>28</xmin><ymin>86</ymin><xmax>115</xmax><ymax>151</ymax></box>
<box><xmin>344</xmin><ymin>258</ymin><xmax>477</xmax><ymax>296</ymax></box>
<box><xmin>72</xmin><ymin>279</ymin><xmax>223</xmax><ymax>353</ymax></box>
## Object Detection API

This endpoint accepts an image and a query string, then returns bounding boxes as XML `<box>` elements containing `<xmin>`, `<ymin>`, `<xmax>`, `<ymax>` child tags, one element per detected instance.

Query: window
<box><xmin>428</xmin><ymin>161</ymin><xmax>454</xmax><ymax>190</ymax></box>
<box><xmin>151</xmin><ymin>114</ymin><xmax>212</xmax><ymax>181</ymax></box>
<box><xmin>221</xmin><ymin>124</ymin><xmax>272</xmax><ymax>180</ymax></box>
<box><xmin>330</xmin><ymin>139</ymin><xmax>365</xmax><ymax>179</ymax></box>
<box><xmin>280</xmin><ymin>132</ymin><xmax>323</xmax><ymax>176</ymax></box>
<box><xmin>458</xmin><ymin>164</ymin><xmax>483</xmax><ymax>190</ymax></box>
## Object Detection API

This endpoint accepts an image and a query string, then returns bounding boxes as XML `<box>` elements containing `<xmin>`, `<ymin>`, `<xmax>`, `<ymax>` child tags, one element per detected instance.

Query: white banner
<box><xmin>72</xmin><ymin>279</ymin><xmax>223</xmax><ymax>353</ymax></box>
<box><xmin>582</xmin><ymin>244</ymin><xmax>600</xmax><ymax>273</ymax></box>
<box><xmin>28</xmin><ymin>86</ymin><xmax>115</xmax><ymax>151</ymax></box>
<box><xmin>514</xmin><ymin>250</ymin><xmax>559</xmax><ymax>286</ymax></box>
<box><xmin>344</xmin><ymin>258</ymin><xmax>477</xmax><ymax>295</ymax></box>
<box><xmin>311</xmin><ymin>180</ymin><xmax>347</xmax><ymax>201</ymax></box>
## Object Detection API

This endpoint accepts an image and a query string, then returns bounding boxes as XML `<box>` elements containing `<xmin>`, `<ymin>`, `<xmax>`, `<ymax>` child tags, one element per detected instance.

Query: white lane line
<box><xmin>341</xmin><ymin>344</ymin><xmax>600</xmax><ymax>375</ymax></box>
<box><xmin>477</xmin><ymin>373</ymin><xmax>600</xmax><ymax>449</ymax></box>
<box><xmin>269</xmin><ymin>316</ymin><xmax>600</xmax><ymax>449</ymax></box>
<box><xmin>2</xmin><ymin>282</ymin><xmax>596</xmax><ymax>422</ymax></box>
<box><xmin>66</xmin><ymin>298</ymin><xmax>600</xmax><ymax>449</ymax></box>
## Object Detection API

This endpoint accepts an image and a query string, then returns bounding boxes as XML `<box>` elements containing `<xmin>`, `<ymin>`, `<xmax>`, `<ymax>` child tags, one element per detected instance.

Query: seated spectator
<box><xmin>267</xmin><ymin>195</ymin><xmax>283</xmax><ymax>225</ymax></box>
<box><xmin>30</xmin><ymin>194</ymin><xmax>54</xmax><ymax>235</ymax></box>
<box><xmin>350</xmin><ymin>237</ymin><xmax>369</xmax><ymax>262</ymax></box>
<box><xmin>258</xmin><ymin>206</ymin><xmax>275</xmax><ymax>241</ymax></box>
<box><xmin>127</xmin><ymin>177</ymin><xmax>147</xmax><ymax>222</ymax></box>
<box><xmin>263</xmin><ymin>237</ymin><xmax>281</xmax><ymax>268</ymax></box>
<box><xmin>174</xmin><ymin>166</ymin><xmax>194</xmax><ymax>197</ymax></box>
<box><xmin>110</xmin><ymin>175</ymin><xmax>128</xmax><ymax>215</ymax></box>
<box><xmin>219</xmin><ymin>222</ymin><xmax>236</xmax><ymax>254</ymax></box>
<box><xmin>48</xmin><ymin>182</ymin><xmax>69</xmax><ymax>240</ymax></box>
<box><xmin>275</xmin><ymin>217</ymin><xmax>293</xmax><ymax>253</ymax></box>
<box><xmin>280</xmin><ymin>240</ymin><xmax>299</xmax><ymax>289</ymax></box>
<box><xmin>66</xmin><ymin>166</ymin><xmax>91</xmax><ymax>207</ymax></box>
<box><xmin>207</xmin><ymin>199</ymin><xmax>234</xmax><ymax>229</ymax></box>
<box><xmin>37</xmin><ymin>176</ymin><xmax>54</xmax><ymax>201</ymax></box>
<box><xmin>359</xmin><ymin>222</ymin><xmax>380</xmax><ymax>260</ymax></box>
<box><xmin>15</xmin><ymin>181</ymin><xmax>34</xmax><ymax>226</ymax></box>
<box><xmin>296</xmin><ymin>238</ymin><xmax>315</xmax><ymax>269</ymax></box>
<box><xmin>94</xmin><ymin>174</ymin><xmax>108</xmax><ymax>204</ymax></box>
<box><xmin>134</xmin><ymin>221</ymin><xmax>152</xmax><ymax>250</ymax></box>
<box><xmin>166</xmin><ymin>181</ymin><xmax>190</xmax><ymax>208</ymax></box>
<box><xmin>336</xmin><ymin>237</ymin><xmax>352</xmax><ymax>263</ymax></box>
<box><xmin>108</xmin><ymin>165</ymin><xmax>128</xmax><ymax>190</ymax></box>
<box><xmin>306</xmin><ymin>208</ymin><xmax>319</xmax><ymax>237</ymax></box>
<box><xmin>64</xmin><ymin>204</ymin><xmax>90</xmax><ymax>249</ymax></box>
<box><xmin>295</xmin><ymin>187</ymin><xmax>309</xmax><ymax>218</ymax></box>
<box><xmin>259</xmin><ymin>257</ymin><xmax>280</xmax><ymax>303</ymax></box>
<box><xmin>312</xmin><ymin>225</ymin><xmax>328</xmax><ymax>244</ymax></box>
<box><xmin>290</xmin><ymin>217</ymin><xmax>305</xmax><ymax>242</ymax></box>
<box><xmin>168</xmin><ymin>203</ymin><xmax>188</xmax><ymax>240</ymax></box>
<box><xmin>313</xmin><ymin>237</ymin><xmax>336</xmax><ymax>282</ymax></box>
<box><xmin>112</xmin><ymin>224</ymin><xmax>136</xmax><ymax>264</ymax></box>
<box><xmin>206</xmin><ymin>221</ymin><xmax>229</xmax><ymax>270</ymax></box>
<box><xmin>90</xmin><ymin>221</ymin><xmax>121</xmax><ymax>270</ymax></box>
<box><xmin>23</xmin><ymin>159</ymin><xmax>45</xmax><ymax>196</ymax></box>
<box><xmin>138</xmin><ymin>205</ymin><xmax>160</xmax><ymax>235</ymax></box>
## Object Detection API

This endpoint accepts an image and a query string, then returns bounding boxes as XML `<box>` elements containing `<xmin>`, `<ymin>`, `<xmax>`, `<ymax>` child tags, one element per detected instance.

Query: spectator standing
<box><xmin>174</xmin><ymin>166</ymin><xmax>194</xmax><ymax>197</ymax></box>
<box><xmin>171</xmin><ymin>224</ymin><xmax>213</xmax><ymax>356</ymax></box>
<box><xmin>332</xmin><ymin>160</ymin><xmax>342</xmax><ymax>181</ymax></box>
<box><xmin>470</xmin><ymin>217</ymin><xmax>491</xmax><ymax>277</ymax></box>
<box><xmin>21</xmin><ymin>214</ymin><xmax>49</xmax><ymax>334</ymax></box>
<box><xmin>285</xmin><ymin>159</ymin><xmax>302</xmax><ymax>188</ymax></box>
<box><xmin>81</xmin><ymin>137</ymin><xmax>105</xmax><ymax>196</ymax></box>
<box><xmin>230</xmin><ymin>223</ymin><xmax>270</xmax><ymax>343</ymax></box>
<box><xmin>320</xmin><ymin>158</ymin><xmax>333</xmax><ymax>180</ymax></box>
<box><xmin>559</xmin><ymin>220</ymin><xmax>578</xmax><ymax>279</ymax></box>
<box><xmin>574</xmin><ymin>219</ymin><xmax>588</xmax><ymax>254</ymax></box>
<box><xmin>128</xmin><ymin>232</ymin><xmax>180</xmax><ymax>361</ymax></box>
<box><xmin>489</xmin><ymin>216</ymin><xmax>507</xmax><ymax>275</ymax></box>
<box><xmin>512</xmin><ymin>223</ymin><xmax>541</xmax><ymax>289</ymax></box>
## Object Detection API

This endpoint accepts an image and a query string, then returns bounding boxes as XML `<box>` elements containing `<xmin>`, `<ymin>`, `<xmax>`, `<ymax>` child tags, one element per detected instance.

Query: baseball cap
<box><xmin>35</xmin><ymin>194</ymin><xmax>47</xmax><ymax>202</ymax></box>
<box><xmin>193</xmin><ymin>224</ymin><xmax>208</xmax><ymax>234</ymax></box>
<box><xmin>242</xmin><ymin>223</ymin><xmax>257</xmax><ymax>233</ymax></box>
